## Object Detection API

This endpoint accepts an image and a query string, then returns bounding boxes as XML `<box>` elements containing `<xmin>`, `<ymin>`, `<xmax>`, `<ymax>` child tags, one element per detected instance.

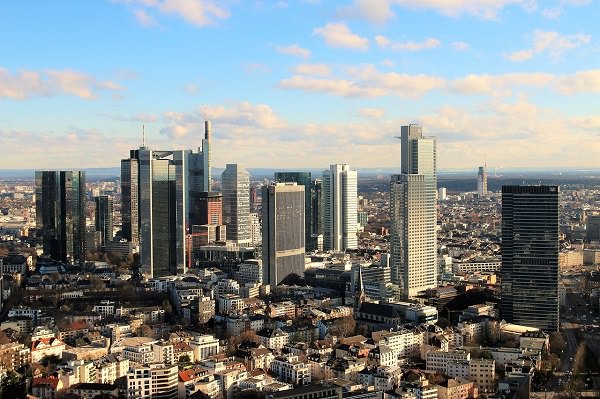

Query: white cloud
<box><xmin>556</xmin><ymin>69</ymin><xmax>600</xmax><ymax>94</ymax></box>
<box><xmin>279</xmin><ymin>64</ymin><xmax>445</xmax><ymax>98</ymax></box>
<box><xmin>337</xmin><ymin>0</ymin><xmax>396</xmax><ymax>24</ymax></box>
<box><xmin>376</xmin><ymin>35</ymin><xmax>442</xmax><ymax>51</ymax></box>
<box><xmin>450</xmin><ymin>72</ymin><xmax>554</xmax><ymax>96</ymax></box>
<box><xmin>160</xmin><ymin>101</ymin><xmax>289</xmax><ymax>139</ymax></box>
<box><xmin>274</xmin><ymin>44</ymin><xmax>311</xmax><ymax>59</ymax></box>
<box><xmin>293</xmin><ymin>63</ymin><xmax>332</xmax><ymax>76</ymax></box>
<box><xmin>118</xmin><ymin>0</ymin><xmax>229</xmax><ymax>27</ymax></box>
<box><xmin>133</xmin><ymin>8</ymin><xmax>158</xmax><ymax>27</ymax></box>
<box><xmin>313</xmin><ymin>23</ymin><xmax>369</xmax><ymax>51</ymax></box>
<box><xmin>451</xmin><ymin>41</ymin><xmax>470</xmax><ymax>51</ymax></box>
<box><xmin>278</xmin><ymin>75</ymin><xmax>387</xmax><ymax>98</ymax></box>
<box><xmin>391</xmin><ymin>0</ymin><xmax>534</xmax><ymax>20</ymax></box>
<box><xmin>358</xmin><ymin>107</ymin><xmax>386</xmax><ymax>119</ymax></box>
<box><xmin>508</xmin><ymin>30</ymin><xmax>591</xmax><ymax>61</ymax></box>
<box><xmin>0</xmin><ymin>68</ymin><xmax>125</xmax><ymax>100</ymax></box>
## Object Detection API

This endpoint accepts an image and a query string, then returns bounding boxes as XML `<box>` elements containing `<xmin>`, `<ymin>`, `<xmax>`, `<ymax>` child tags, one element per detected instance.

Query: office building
<box><xmin>501</xmin><ymin>185</ymin><xmax>559</xmax><ymax>331</ymax></box>
<box><xmin>95</xmin><ymin>196</ymin><xmax>113</xmax><ymax>249</ymax></box>
<box><xmin>189</xmin><ymin>120</ymin><xmax>213</xmax><ymax>227</ymax></box>
<box><xmin>121</xmin><ymin>158</ymin><xmax>139</xmax><ymax>244</ymax></box>
<box><xmin>322</xmin><ymin>164</ymin><xmax>357</xmax><ymax>251</ymax></box>
<box><xmin>438</xmin><ymin>187</ymin><xmax>447</xmax><ymax>201</ymax></box>
<box><xmin>35</xmin><ymin>171</ymin><xmax>86</xmax><ymax>265</ymax></box>
<box><xmin>124</xmin><ymin>147</ymin><xmax>189</xmax><ymax>277</ymax></box>
<box><xmin>190</xmin><ymin>192</ymin><xmax>222</xmax><ymax>226</ymax></box>
<box><xmin>587</xmin><ymin>215</ymin><xmax>600</xmax><ymax>241</ymax></box>
<box><xmin>262</xmin><ymin>183</ymin><xmax>305</xmax><ymax>289</ymax></box>
<box><xmin>312</xmin><ymin>179</ymin><xmax>323</xmax><ymax>235</ymax></box>
<box><xmin>477</xmin><ymin>165</ymin><xmax>488</xmax><ymax>197</ymax></box>
<box><xmin>390</xmin><ymin>124</ymin><xmax>437</xmax><ymax>298</ymax></box>
<box><xmin>275</xmin><ymin>172</ymin><xmax>314</xmax><ymax>250</ymax></box>
<box><xmin>222</xmin><ymin>164</ymin><xmax>251</xmax><ymax>245</ymax></box>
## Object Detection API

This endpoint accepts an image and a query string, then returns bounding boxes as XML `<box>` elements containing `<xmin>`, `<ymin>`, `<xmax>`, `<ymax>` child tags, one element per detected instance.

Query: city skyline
<box><xmin>1</xmin><ymin>1</ymin><xmax>600</xmax><ymax>170</ymax></box>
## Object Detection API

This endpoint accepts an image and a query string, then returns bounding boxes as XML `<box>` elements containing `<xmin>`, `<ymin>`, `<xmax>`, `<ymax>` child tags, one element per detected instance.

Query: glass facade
<box><xmin>501</xmin><ymin>185</ymin><xmax>559</xmax><ymax>331</ymax></box>
<box><xmin>35</xmin><ymin>170</ymin><xmax>86</xmax><ymax>265</ymax></box>
<box><xmin>221</xmin><ymin>164</ymin><xmax>251</xmax><ymax>244</ymax></box>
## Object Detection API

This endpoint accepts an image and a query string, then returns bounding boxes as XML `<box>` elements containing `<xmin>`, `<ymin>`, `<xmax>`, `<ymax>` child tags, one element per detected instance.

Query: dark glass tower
<box><xmin>35</xmin><ymin>171</ymin><xmax>86</xmax><ymax>266</ymax></box>
<box><xmin>275</xmin><ymin>172</ymin><xmax>313</xmax><ymax>249</ymax></box>
<box><xmin>95</xmin><ymin>195</ymin><xmax>114</xmax><ymax>249</ymax></box>
<box><xmin>262</xmin><ymin>183</ymin><xmax>305</xmax><ymax>289</ymax></box>
<box><xmin>501</xmin><ymin>185</ymin><xmax>559</xmax><ymax>331</ymax></box>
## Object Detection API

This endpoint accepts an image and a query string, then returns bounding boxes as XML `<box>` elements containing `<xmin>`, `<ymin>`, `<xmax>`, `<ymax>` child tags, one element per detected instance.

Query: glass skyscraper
<box><xmin>94</xmin><ymin>195</ymin><xmax>113</xmax><ymax>249</ymax></box>
<box><xmin>222</xmin><ymin>164</ymin><xmax>251</xmax><ymax>245</ymax></box>
<box><xmin>35</xmin><ymin>170</ymin><xmax>86</xmax><ymax>266</ymax></box>
<box><xmin>274</xmin><ymin>172</ymin><xmax>314</xmax><ymax>250</ymax></box>
<box><xmin>501</xmin><ymin>185</ymin><xmax>559</xmax><ymax>331</ymax></box>
<box><xmin>390</xmin><ymin>124</ymin><xmax>437</xmax><ymax>299</ymax></box>
<box><xmin>322</xmin><ymin>164</ymin><xmax>358</xmax><ymax>251</ymax></box>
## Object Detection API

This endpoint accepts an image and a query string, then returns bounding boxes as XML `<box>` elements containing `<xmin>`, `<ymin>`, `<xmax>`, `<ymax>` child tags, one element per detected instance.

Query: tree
<box><xmin>179</xmin><ymin>355</ymin><xmax>191</xmax><ymax>364</ymax></box>
<box><xmin>550</xmin><ymin>331</ymin><xmax>567</xmax><ymax>355</ymax></box>
<box><xmin>328</xmin><ymin>316</ymin><xmax>357</xmax><ymax>338</ymax></box>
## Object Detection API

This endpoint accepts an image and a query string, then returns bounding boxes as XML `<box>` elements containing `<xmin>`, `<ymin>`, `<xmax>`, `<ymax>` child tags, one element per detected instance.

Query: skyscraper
<box><xmin>312</xmin><ymin>179</ymin><xmax>323</xmax><ymax>236</ymax></box>
<box><xmin>121</xmin><ymin>158</ymin><xmax>139</xmax><ymax>243</ymax></box>
<box><xmin>189</xmin><ymin>120</ymin><xmax>212</xmax><ymax>225</ymax></box>
<box><xmin>322</xmin><ymin>164</ymin><xmax>358</xmax><ymax>251</ymax></box>
<box><xmin>390</xmin><ymin>124</ymin><xmax>437</xmax><ymax>298</ymax></box>
<box><xmin>222</xmin><ymin>164</ymin><xmax>251</xmax><ymax>245</ymax></box>
<box><xmin>190</xmin><ymin>192</ymin><xmax>222</xmax><ymax>226</ymax></box>
<box><xmin>35</xmin><ymin>170</ymin><xmax>86</xmax><ymax>265</ymax></box>
<box><xmin>95</xmin><ymin>195</ymin><xmax>113</xmax><ymax>249</ymax></box>
<box><xmin>126</xmin><ymin>148</ymin><xmax>189</xmax><ymax>277</ymax></box>
<box><xmin>501</xmin><ymin>185</ymin><xmax>559</xmax><ymax>331</ymax></box>
<box><xmin>477</xmin><ymin>165</ymin><xmax>488</xmax><ymax>196</ymax></box>
<box><xmin>262</xmin><ymin>182</ymin><xmax>305</xmax><ymax>289</ymax></box>
<box><xmin>274</xmin><ymin>172</ymin><xmax>314</xmax><ymax>250</ymax></box>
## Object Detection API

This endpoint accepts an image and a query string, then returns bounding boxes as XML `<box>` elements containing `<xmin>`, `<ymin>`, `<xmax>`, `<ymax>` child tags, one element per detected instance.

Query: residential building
<box><xmin>126</xmin><ymin>363</ymin><xmax>178</xmax><ymax>399</ymax></box>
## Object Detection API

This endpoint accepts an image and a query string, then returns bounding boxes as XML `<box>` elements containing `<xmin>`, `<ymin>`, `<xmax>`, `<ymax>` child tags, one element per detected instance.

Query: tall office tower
<box><xmin>390</xmin><ymin>124</ymin><xmax>437</xmax><ymax>298</ymax></box>
<box><xmin>189</xmin><ymin>120</ymin><xmax>212</xmax><ymax>224</ymax></box>
<box><xmin>94</xmin><ymin>195</ymin><xmax>113</xmax><ymax>249</ymax></box>
<box><xmin>35</xmin><ymin>171</ymin><xmax>86</xmax><ymax>265</ymax></box>
<box><xmin>501</xmin><ymin>185</ymin><xmax>559</xmax><ymax>331</ymax></box>
<box><xmin>250</xmin><ymin>185</ymin><xmax>258</xmax><ymax>210</ymax></box>
<box><xmin>121</xmin><ymin>158</ymin><xmax>139</xmax><ymax>243</ymax></box>
<box><xmin>129</xmin><ymin>148</ymin><xmax>189</xmax><ymax>277</ymax></box>
<box><xmin>222</xmin><ymin>164</ymin><xmax>251</xmax><ymax>245</ymax></box>
<box><xmin>312</xmin><ymin>179</ymin><xmax>323</xmax><ymax>236</ymax></box>
<box><xmin>587</xmin><ymin>215</ymin><xmax>600</xmax><ymax>241</ymax></box>
<box><xmin>322</xmin><ymin>164</ymin><xmax>358</xmax><ymax>251</ymax></box>
<box><xmin>190</xmin><ymin>192</ymin><xmax>222</xmax><ymax>226</ymax></box>
<box><xmin>477</xmin><ymin>165</ymin><xmax>488</xmax><ymax>196</ymax></box>
<box><xmin>274</xmin><ymin>172</ymin><xmax>314</xmax><ymax>250</ymax></box>
<box><xmin>262</xmin><ymin>183</ymin><xmax>305</xmax><ymax>289</ymax></box>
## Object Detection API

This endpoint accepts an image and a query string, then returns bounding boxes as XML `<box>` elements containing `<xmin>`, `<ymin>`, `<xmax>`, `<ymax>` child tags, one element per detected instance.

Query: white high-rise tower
<box><xmin>390</xmin><ymin>124</ymin><xmax>437</xmax><ymax>298</ymax></box>
<box><xmin>322</xmin><ymin>164</ymin><xmax>358</xmax><ymax>251</ymax></box>
<box><xmin>477</xmin><ymin>165</ymin><xmax>488</xmax><ymax>197</ymax></box>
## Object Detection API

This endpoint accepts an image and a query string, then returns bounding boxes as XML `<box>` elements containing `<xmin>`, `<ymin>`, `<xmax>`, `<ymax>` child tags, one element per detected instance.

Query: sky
<box><xmin>1</xmin><ymin>0</ymin><xmax>600</xmax><ymax>171</ymax></box>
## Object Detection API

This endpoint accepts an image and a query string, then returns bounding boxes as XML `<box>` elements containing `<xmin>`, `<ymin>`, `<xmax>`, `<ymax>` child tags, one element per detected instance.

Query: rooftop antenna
<box><xmin>142</xmin><ymin>125</ymin><xmax>146</xmax><ymax>147</ymax></box>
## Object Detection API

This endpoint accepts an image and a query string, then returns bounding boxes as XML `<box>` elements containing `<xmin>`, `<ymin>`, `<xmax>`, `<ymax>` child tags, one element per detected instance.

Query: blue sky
<box><xmin>1</xmin><ymin>0</ymin><xmax>599</xmax><ymax>171</ymax></box>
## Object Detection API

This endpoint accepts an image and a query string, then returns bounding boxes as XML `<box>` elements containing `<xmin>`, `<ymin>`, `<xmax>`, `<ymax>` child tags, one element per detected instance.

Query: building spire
<box><xmin>142</xmin><ymin>125</ymin><xmax>146</xmax><ymax>148</ymax></box>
